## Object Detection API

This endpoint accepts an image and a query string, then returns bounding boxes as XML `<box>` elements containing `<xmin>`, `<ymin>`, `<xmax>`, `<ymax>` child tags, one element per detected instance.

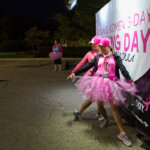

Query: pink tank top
<box><xmin>95</xmin><ymin>54</ymin><xmax>116</xmax><ymax>76</ymax></box>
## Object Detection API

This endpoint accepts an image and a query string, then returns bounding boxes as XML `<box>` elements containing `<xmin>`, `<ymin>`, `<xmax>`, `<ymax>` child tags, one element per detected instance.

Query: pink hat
<box><xmin>89</xmin><ymin>35</ymin><xmax>102</xmax><ymax>45</ymax></box>
<box><xmin>100</xmin><ymin>38</ymin><xmax>111</xmax><ymax>46</ymax></box>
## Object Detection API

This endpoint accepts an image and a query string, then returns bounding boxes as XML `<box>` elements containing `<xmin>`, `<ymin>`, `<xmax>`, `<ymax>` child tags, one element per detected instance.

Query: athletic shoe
<box><xmin>100</xmin><ymin>119</ymin><xmax>109</xmax><ymax>128</ymax></box>
<box><xmin>73</xmin><ymin>110</ymin><xmax>80</xmax><ymax>120</ymax></box>
<box><xmin>96</xmin><ymin>113</ymin><xmax>103</xmax><ymax>121</ymax></box>
<box><xmin>118</xmin><ymin>132</ymin><xmax>132</xmax><ymax>147</ymax></box>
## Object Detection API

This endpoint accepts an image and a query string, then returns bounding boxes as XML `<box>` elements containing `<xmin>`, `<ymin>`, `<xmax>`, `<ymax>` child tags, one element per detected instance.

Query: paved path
<box><xmin>0</xmin><ymin>59</ymin><xmax>143</xmax><ymax>150</ymax></box>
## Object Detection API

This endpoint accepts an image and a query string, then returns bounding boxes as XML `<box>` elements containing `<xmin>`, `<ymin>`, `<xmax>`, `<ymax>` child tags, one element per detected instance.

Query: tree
<box><xmin>9</xmin><ymin>14</ymin><xmax>43</xmax><ymax>40</ymax></box>
<box><xmin>24</xmin><ymin>26</ymin><xmax>49</xmax><ymax>53</ymax></box>
<box><xmin>0</xmin><ymin>15</ymin><xmax>10</xmax><ymax>42</ymax></box>
<box><xmin>0</xmin><ymin>14</ymin><xmax>11</xmax><ymax>52</ymax></box>
<box><xmin>54</xmin><ymin>0</ymin><xmax>109</xmax><ymax>45</ymax></box>
<box><xmin>54</xmin><ymin>13</ymin><xmax>76</xmax><ymax>43</ymax></box>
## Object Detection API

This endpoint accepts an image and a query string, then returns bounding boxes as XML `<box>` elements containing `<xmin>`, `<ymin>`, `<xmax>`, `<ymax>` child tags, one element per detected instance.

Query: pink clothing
<box><xmin>49</xmin><ymin>52</ymin><xmax>62</xmax><ymax>60</ymax></box>
<box><xmin>75</xmin><ymin>54</ymin><xmax>137</xmax><ymax>105</ymax></box>
<box><xmin>94</xmin><ymin>54</ymin><xmax>115</xmax><ymax>76</ymax></box>
<box><xmin>50</xmin><ymin>44</ymin><xmax>63</xmax><ymax>60</ymax></box>
<box><xmin>72</xmin><ymin>50</ymin><xmax>98</xmax><ymax>76</ymax></box>
<box><xmin>52</xmin><ymin>44</ymin><xmax>63</xmax><ymax>52</ymax></box>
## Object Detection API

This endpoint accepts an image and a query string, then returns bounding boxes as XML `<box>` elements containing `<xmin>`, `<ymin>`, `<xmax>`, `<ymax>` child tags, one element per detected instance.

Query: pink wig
<box><xmin>89</xmin><ymin>35</ymin><xmax>102</xmax><ymax>45</ymax></box>
<box><xmin>100</xmin><ymin>38</ymin><xmax>111</xmax><ymax>46</ymax></box>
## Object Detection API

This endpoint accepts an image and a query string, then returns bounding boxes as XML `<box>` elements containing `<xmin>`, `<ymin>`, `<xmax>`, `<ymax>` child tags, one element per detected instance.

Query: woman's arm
<box><xmin>74</xmin><ymin>56</ymin><xmax>97</xmax><ymax>76</ymax></box>
<box><xmin>59</xmin><ymin>45</ymin><xmax>63</xmax><ymax>52</ymax></box>
<box><xmin>52</xmin><ymin>45</ymin><xmax>55</xmax><ymax>52</ymax></box>
<box><xmin>71</xmin><ymin>53</ymin><xmax>89</xmax><ymax>74</ymax></box>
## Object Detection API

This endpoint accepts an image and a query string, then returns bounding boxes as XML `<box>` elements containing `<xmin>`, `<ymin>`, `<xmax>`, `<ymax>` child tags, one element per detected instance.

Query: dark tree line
<box><xmin>0</xmin><ymin>0</ymin><xmax>109</xmax><ymax>52</ymax></box>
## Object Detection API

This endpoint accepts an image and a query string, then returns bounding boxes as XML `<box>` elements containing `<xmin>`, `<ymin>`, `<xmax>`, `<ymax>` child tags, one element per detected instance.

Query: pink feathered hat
<box><xmin>89</xmin><ymin>35</ymin><xmax>102</xmax><ymax>45</ymax></box>
<box><xmin>100</xmin><ymin>38</ymin><xmax>111</xmax><ymax>46</ymax></box>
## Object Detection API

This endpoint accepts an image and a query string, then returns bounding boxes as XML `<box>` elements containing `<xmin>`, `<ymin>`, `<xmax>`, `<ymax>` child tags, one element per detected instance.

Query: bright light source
<box><xmin>66</xmin><ymin>0</ymin><xmax>78</xmax><ymax>10</ymax></box>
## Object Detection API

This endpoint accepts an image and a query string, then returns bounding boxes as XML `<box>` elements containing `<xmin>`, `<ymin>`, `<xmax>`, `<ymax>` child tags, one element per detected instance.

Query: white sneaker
<box><xmin>118</xmin><ymin>132</ymin><xmax>132</xmax><ymax>147</ymax></box>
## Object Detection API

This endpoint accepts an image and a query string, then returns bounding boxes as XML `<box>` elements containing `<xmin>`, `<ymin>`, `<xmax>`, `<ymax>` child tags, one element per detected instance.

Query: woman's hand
<box><xmin>67</xmin><ymin>73</ymin><xmax>76</xmax><ymax>80</ymax></box>
<box><xmin>130</xmin><ymin>81</ymin><xmax>135</xmax><ymax>87</ymax></box>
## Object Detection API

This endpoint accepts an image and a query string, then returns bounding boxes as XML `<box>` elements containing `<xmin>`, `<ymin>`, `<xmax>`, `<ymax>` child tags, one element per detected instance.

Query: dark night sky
<box><xmin>0</xmin><ymin>0</ymin><xmax>65</xmax><ymax>21</ymax></box>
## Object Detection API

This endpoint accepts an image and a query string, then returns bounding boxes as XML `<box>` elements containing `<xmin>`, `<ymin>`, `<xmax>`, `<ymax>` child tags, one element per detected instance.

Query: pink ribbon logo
<box><xmin>142</xmin><ymin>96</ymin><xmax>150</xmax><ymax>111</ymax></box>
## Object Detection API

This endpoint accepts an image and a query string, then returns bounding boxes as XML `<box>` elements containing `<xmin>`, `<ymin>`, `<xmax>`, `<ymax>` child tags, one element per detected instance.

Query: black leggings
<box><xmin>54</xmin><ymin>59</ymin><xmax>62</xmax><ymax>64</ymax></box>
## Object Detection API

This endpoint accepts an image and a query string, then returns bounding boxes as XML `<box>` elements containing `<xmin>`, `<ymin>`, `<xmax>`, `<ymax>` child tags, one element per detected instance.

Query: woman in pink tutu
<box><xmin>49</xmin><ymin>40</ymin><xmax>63</xmax><ymax>71</ymax></box>
<box><xmin>67</xmin><ymin>35</ymin><xmax>103</xmax><ymax>121</ymax></box>
<box><xmin>68</xmin><ymin>38</ymin><xmax>137</xmax><ymax>147</ymax></box>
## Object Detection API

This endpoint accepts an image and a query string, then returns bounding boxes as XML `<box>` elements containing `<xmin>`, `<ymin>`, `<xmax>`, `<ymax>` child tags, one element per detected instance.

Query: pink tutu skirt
<box><xmin>75</xmin><ymin>75</ymin><xmax>137</xmax><ymax>105</ymax></box>
<box><xmin>49</xmin><ymin>52</ymin><xmax>62</xmax><ymax>60</ymax></box>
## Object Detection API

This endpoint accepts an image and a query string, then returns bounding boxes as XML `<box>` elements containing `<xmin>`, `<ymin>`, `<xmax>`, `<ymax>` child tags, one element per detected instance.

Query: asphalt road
<box><xmin>0</xmin><ymin>58</ymin><xmax>143</xmax><ymax>150</ymax></box>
